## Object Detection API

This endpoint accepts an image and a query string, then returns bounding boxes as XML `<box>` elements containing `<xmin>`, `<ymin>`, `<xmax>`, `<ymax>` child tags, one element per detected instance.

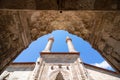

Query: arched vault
<box><xmin>0</xmin><ymin>10</ymin><xmax>120</xmax><ymax>74</ymax></box>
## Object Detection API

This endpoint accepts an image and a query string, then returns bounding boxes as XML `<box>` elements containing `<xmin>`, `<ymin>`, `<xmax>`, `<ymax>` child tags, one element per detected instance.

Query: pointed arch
<box><xmin>55</xmin><ymin>72</ymin><xmax>64</xmax><ymax>80</ymax></box>
<box><xmin>49</xmin><ymin>69</ymin><xmax>70</xmax><ymax>80</ymax></box>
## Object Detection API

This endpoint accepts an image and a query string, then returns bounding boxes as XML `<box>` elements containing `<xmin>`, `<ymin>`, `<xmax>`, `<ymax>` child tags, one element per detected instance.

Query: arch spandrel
<box><xmin>0</xmin><ymin>10</ymin><xmax>120</xmax><ymax>74</ymax></box>
<box><xmin>30</xmin><ymin>11</ymin><xmax>96</xmax><ymax>39</ymax></box>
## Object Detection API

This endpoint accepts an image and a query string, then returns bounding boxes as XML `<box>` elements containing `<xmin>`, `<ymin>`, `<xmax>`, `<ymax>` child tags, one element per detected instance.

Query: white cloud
<box><xmin>92</xmin><ymin>61</ymin><xmax>112</xmax><ymax>70</ymax></box>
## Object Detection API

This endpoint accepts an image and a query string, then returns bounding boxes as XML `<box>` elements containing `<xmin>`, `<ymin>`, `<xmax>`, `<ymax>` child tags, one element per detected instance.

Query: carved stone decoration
<box><xmin>0</xmin><ymin>10</ymin><xmax>120</xmax><ymax>74</ymax></box>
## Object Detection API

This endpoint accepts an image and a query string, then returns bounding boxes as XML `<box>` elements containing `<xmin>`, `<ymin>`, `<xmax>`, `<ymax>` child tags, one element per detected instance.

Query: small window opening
<box><xmin>67</xmin><ymin>66</ymin><xmax>69</xmax><ymax>70</ymax></box>
<box><xmin>51</xmin><ymin>66</ymin><xmax>54</xmax><ymax>70</ymax></box>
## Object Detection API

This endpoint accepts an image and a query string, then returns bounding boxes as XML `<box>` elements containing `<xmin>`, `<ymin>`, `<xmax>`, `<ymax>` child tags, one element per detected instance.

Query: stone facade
<box><xmin>1</xmin><ymin>58</ymin><xmax>120</xmax><ymax>80</ymax></box>
<box><xmin>31</xmin><ymin>53</ymin><xmax>90</xmax><ymax>80</ymax></box>
<box><xmin>1</xmin><ymin>37</ymin><xmax>119</xmax><ymax>80</ymax></box>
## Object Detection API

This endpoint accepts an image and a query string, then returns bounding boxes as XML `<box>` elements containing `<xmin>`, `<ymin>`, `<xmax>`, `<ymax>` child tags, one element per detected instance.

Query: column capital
<box><xmin>66</xmin><ymin>36</ymin><xmax>72</xmax><ymax>43</ymax></box>
<box><xmin>66</xmin><ymin>36</ymin><xmax>77</xmax><ymax>52</ymax></box>
<box><xmin>48</xmin><ymin>36</ymin><xmax>54</xmax><ymax>42</ymax></box>
<box><xmin>42</xmin><ymin>36</ymin><xmax>54</xmax><ymax>52</ymax></box>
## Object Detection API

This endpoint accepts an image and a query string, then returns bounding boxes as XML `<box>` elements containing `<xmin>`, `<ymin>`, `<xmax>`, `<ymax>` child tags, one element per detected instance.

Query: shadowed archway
<box><xmin>55</xmin><ymin>72</ymin><xmax>64</xmax><ymax>80</ymax></box>
<box><xmin>0</xmin><ymin>10</ymin><xmax>120</xmax><ymax>74</ymax></box>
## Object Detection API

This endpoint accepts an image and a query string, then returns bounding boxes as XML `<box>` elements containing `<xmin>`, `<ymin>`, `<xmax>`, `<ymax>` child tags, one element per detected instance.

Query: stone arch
<box><xmin>49</xmin><ymin>70</ymin><xmax>70</xmax><ymax>80</ymax></box>
<box><xmin>55</xmin><ymin>72</ymin><xmax>64</xmax><ymax>80</ymax></box>
<box><xmin>0</xmin><ymin>10</ymin><xmax>120</xmax><ymax>74</ymax></box>
<box><xmin>49</xmin><ymin>70</ymin><xmax>60</xmax><ymax>80</ymax></box>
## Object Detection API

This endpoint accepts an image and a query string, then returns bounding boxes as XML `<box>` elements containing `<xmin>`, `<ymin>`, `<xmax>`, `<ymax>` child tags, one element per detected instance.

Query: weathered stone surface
<box><xmin>0</xmin><ymin>10</ymin><xmax>120</xmax><ymax>74</ymax></box>
<box><xmin>1</xmin><ymin>63</ymin><xmax>34</xmax><ymax>80</ymax></box>
<box><xmin>84</xmin><ymin>64</ymin><xmax>120</xmax><ymax>80</ymax></box>
<box><xmin>0</xmin><ymin>11</ymin><xmax>31</xmax><ymax>73</ymax></box>
<box><xmin>0</xmin><ymin>0</ymin><xmax>120</xmax><ymax>10</ymax></box>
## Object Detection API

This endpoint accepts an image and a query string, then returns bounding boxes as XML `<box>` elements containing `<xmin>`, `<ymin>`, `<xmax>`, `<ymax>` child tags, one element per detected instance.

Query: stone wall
<box><xmin>0</xmin><ymin>63</ymin><xmax>34</xmax><ymax>80</ymax></box>
<box><xmin>0</xmin><ymin>0</ymin><xmax>120</xmax><ymax>10</ymax></box>
<box><xmin>0</xmin><ymin>11</ymin><xmax>31</xmax><ymax>73</ymax></box>
<box><xmin>84</xmin><ymin>64</ymin><xmax>120</xmax><ymax>80</ymax></box>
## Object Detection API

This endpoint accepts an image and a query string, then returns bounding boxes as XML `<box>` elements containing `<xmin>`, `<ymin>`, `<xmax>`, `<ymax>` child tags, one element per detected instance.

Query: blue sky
<box><xmin>14</xmin><ymin>30</ymin><xmax>114</xmax><ymax>71</ymax></box>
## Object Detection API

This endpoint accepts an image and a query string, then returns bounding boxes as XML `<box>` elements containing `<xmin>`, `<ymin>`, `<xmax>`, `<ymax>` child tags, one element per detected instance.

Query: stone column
<box><xmin>42</xmin><ymin>36</ymin><xmax>54</xmax><ymax>52</ymax></box>
<box><xmin>66</xmin><ymin>36</ymin><xmax>77</xmax><ymax>52</ymax></box>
